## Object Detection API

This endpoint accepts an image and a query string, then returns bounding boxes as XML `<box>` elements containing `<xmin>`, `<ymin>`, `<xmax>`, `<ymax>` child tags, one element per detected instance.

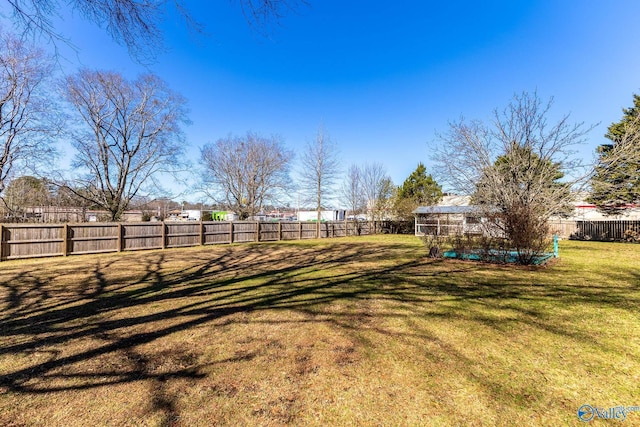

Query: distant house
<box><xmin>165</xmin><ymin>209</ymin><xmax>186</xmax><ymax>221</ymax></box>
<box><xmin>556</xmin><ymin>197</ymin><xmax>640</xmax><ymax>221</ymax></box>
<box><xmin>183</xmin><ymin>210</ymin><xmax>201</xmax><ymax>221</ymax></box>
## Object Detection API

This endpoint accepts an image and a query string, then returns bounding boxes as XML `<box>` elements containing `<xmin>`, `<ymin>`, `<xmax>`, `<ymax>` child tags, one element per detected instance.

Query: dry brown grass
<box><xmin>0</xmin><ymin>235</ymin><xmax>639</xmax><ymax>426</ymax></box>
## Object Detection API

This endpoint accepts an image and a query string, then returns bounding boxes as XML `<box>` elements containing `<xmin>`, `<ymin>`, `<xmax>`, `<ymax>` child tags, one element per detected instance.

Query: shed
<box><xmin>413</xmin><ymin>205</ymin><xmax>484</xmax><ymax>236</ymax></box>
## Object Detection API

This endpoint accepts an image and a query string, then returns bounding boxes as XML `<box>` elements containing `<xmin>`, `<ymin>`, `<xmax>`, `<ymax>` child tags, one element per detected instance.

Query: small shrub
<box><xmin>447</xmin><ymin>233</ymin><xmax>475</xmax><ymax>257</ymax></box>
<box><xmin>476</xmin><ymin>235</ymin><xmax>510</xmax><ymax>263</ymax></box>
<box><xmin>421</xmin><ymin>234</ymin><xmax>446</xmax><ymax>258</ymax></box>
<box><xmin>624</xmin><ymin>227</ymin><xmax>640</xmax><ymax>243</ymax></box>
<box><xmin>488</xmin><ymin>204</ymin><xmax>552</xmax><ymax>265</ymax></box>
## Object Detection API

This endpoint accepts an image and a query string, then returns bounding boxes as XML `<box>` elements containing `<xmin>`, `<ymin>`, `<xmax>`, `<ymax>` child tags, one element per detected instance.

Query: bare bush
<box><xmin>433</xmin><ymin>92</ymin><xmax>592</xmax><ymax>264</ymax></box>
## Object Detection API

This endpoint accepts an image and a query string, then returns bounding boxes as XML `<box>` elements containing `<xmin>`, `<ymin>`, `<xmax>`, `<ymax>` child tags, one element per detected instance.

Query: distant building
<box><xmin>555</xmin><ymin>198</ymin><xmax>640</xmax><ymax>221</ymax></box>
<box><xmin>10</xmin><ymin>206</ymin><xmax>144</xmax><ymax>223</ymax></box>
<box><xmin>211</xmin><ymin>211</ymin><xmax>237</xmax><ymax>221</ymax></box>
<box><xmin>297</xmin><ymin>210</ymin><xmax>346</xmax><ymax>222</ymax></box>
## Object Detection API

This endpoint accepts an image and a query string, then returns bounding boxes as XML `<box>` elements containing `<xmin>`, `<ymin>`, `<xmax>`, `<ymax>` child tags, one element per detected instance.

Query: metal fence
<box><xmin>0</xmin><ymin>220</ymin><xmax>385</xmax><ymax>261</ymax></box>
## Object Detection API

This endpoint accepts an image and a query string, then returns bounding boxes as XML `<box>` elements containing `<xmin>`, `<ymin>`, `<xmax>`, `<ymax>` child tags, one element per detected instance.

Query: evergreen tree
<box><xmin>394</xmin><ymin>163</ymin><xmax>442</xmax><ymax>219</ymax></box>
<box><xmin>588</xmin><ymin>94</ymin><xmax>640</xmax><ymax>214</ymax></box>
<box><xmin>474</xmin><ymin>143</ymin><xmax>572</xmax><ymax>216</ymax></box>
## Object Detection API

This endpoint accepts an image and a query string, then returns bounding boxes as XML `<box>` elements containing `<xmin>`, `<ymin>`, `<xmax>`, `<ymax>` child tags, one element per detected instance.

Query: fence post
<box><xmin>256</xmin><ymin>221</ymin><xmax>260</xmax><ymax>242</ymax></box>
<box><xmin>278</xmin><ymin>221</ymin><xmax>282</xmax><ymax>241</ymax></box>
<box><xmin>229</xmin><ymin>221</ymin><xmax>234</xmax><ymax>243</ymax></box>
<box><xmin>299</xmin><ymin>221</ymin><xmax>302</xmax><ymax>240</ymax></box>
<box><xmin>200</xmin><ymin>221</ymin><xmax>205</xmax><ymax>246</ymax></box>
<box><xmin>117</xmin><ymin>223</ymin><xmax>123</xmax><ymax>252</ymax></box>
<box><xmin>63</xmin><ymin>224</ymin><xmax>69</xmax><ymax>256</ymax></box>
<box><xmin>0</xmin><ymin>225</ymin><xmax>4</xmax><ymax>261</ymax></box>
<box><xmin>161</xmin><ymin>222</ymin><xmax>167</xmax><ymax>249</ymax></box>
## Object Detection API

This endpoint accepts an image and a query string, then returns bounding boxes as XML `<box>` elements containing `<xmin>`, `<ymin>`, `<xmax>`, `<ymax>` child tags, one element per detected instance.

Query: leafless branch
<box><xmin>0</xmin><ymin>30</ymin><xmax>60</xmax><ymax>197</ymax></box>
<box><xmin>200</xmin><ymin>132</ymin><xmax>293</xmax><ymax>220</ymax></box>
<box><xmin>62</xmin><ymin>69</ymin><xmax>188</xmax><ymax>220</ymax></box>
<box><xmin>432</xmin><ymin>91</ymin><xmax>593</xmax><ymax>263</ymax></box>
<box><xmin>4</xmin><ymin>0</ymin><xmax>307</xmax><ymax>63</ymax></box>
<box><xmin>298</xmin><ymin>124</ymin><xmax>341</xmax><ymax>223</ymax></box>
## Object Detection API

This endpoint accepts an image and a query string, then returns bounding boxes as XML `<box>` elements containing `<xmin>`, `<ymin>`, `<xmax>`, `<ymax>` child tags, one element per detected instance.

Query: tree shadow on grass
<box><xmin>0</xmin><ymin>239</ymin><xmax>638</xmax><ymax>423</ymax></box>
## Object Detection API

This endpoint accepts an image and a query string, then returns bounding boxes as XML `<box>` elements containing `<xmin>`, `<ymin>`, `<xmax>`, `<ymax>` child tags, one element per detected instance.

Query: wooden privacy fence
<box><xmin>0</xmin><ymin>220</ymin><xmax>382</xmax><ymax>261</ymax></box>
<box><xmin>573</xmin><ymin>220</ymin><xmax>640</xmax><ymax>242</ymax></box>
<box><xmin>547</xmin><ymin>220</ymin><xmax>578</xmax><ymax>239</ymax></box>
<box><xmin>546</xmin><ymin>219</ymin><xmax>640</xmax><ymax>241</ymax></box>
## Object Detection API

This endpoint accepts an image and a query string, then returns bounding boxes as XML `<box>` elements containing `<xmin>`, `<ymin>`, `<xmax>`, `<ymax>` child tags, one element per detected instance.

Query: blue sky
<box><xmin>5</xmin><ymin>0</ymin><xmax>640</xmax><ymax>201</ymax></box>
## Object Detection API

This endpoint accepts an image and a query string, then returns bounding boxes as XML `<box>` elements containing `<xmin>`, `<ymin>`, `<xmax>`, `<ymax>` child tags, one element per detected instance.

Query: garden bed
<box><xmin>443</xmin><ymin>249</ymin><xmax>554</xmax><ymax>265</ymax></box>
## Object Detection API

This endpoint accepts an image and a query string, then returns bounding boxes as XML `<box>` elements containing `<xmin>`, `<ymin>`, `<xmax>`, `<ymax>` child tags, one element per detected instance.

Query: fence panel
<box><xmin>332</xmin><ymin>221</ymin><xmax>347</xmax><ymax>237</ymax></box>
<box><xmin>204</xmin><ymin>222</ymin><xmax>232</xmax><ymax>245</ymax></box>
<box><xmin>359</xmin><ymin>221</ymin><xmax>372</xmax><ymax>236</ymax></box>
<box><xmin>281</xmin><ymin>222</ymin><xmax>301</xmax><ymax>240</ymax></box>
<box><xmin>575</xmin><ymin>220</ymin><xmax>640</xmax><ymax>241</ymax></box>
<box><xmin>547</xmin><ymin>221</ymin><xmax>578</xmax><ymax>239</ymax></box>
<box><xmin>1</xmin><ymin>224</ymin><xmax>65</xmax><ymax>259</ymax></box>
<box><xmin>259</xmin><ymin>222</ymin><xmax>280</xmax><ymax>241</ymax></box>
<box><xmin>123</xmin><ymin>223</ymin><xmax>163</xmax><ymax>251</ymax></box>
<box><xmin>301</xmin><ymin>222</ymin><xmax>318</xmax><ymax>239</ymax></box>
<box><xmin>233</xmin><ymin>221</ymin><xmax>257</xmax><ymax>243</ymax></box>
<box><xmin>317</xmin><ymin>222</ymin><xmax>329</xmax><ymax>238</ymax></box>
<box><xmin>346</xmin><ymin>221</ymin><xmax>366</xmax><ymax>236</ymax></box>
<box><xmin>69</xmin><ymin>224</ymin><xmax>119</xmax><ymax>254</ymax></box>
<box><xmin>166</xmin><ymin>222</ymin><xmax>201</xmax><ymax>248</ymax></box>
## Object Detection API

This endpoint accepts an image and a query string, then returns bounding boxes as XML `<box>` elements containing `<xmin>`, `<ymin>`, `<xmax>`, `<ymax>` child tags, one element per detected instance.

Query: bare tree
<box><xmin>63</xmin><ymin>69</ymin><xmax>188</xmax><ymax>221</ymax></box>
<box><xmin>298</xmin><ymin>125</ymin><xmax>341</xmax><ymax>236</ymax></box>
<box><xmin>360</xmin><ymin>162</ymin><xmax>393</xmax><ymax>220</ymax></box>
<box><xmin>433</xmin><ymin>91</ymin><xmax>592</xmax><ymax>263</ymax></box>
<box><xmin>4</xmin><ymin>0</ymin><xmax>306</xmax><ymax>63</ymax></box>
<box><xmin>200</xmin><ymin>132</ymin><xmax>293</xmax><ymax>220</ymax></box>
<box><xmin>0</xmin><ymin>30</ymin><xmax>58</xmax><ymax>200</ymax></box>
<box><xmin>341</xmin><ymin>163</ymin><xmax>365</xmax><ymax>218</ymax></box>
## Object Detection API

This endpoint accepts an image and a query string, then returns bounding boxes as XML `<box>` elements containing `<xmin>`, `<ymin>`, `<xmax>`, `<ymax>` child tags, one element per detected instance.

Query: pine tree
<box><xmin>588</xmin><ymin>94</ymin><xmax>640</xmax><ymax>214</ymax></box>
<box><xmin>394</xmin><ymin>163</ymin><xmax>442</xmax><ymax>219</ymax></box>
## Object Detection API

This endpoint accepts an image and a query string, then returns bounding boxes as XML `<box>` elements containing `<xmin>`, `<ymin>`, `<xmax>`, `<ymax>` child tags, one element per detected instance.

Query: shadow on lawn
<box><xmin>0</xmin><ymin>239</ymin><xmax>638</xmax><ymax>423</ymax></box>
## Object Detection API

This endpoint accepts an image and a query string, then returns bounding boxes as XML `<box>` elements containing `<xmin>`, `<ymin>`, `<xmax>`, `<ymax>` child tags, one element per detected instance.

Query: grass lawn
<box><xmin>0</xmin><ymin>235</ymin><xmax>639</xmax><ymax>426</ymax></box>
